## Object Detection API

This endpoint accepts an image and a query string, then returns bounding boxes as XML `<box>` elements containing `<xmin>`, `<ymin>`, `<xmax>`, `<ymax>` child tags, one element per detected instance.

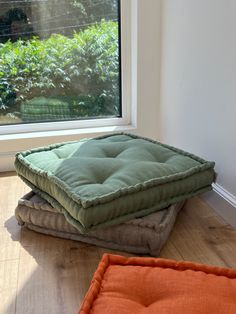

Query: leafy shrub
<box><xmin>0</xmin><ymin>21</ymin><xmax>120</xmax><ymax>120</ymax></box>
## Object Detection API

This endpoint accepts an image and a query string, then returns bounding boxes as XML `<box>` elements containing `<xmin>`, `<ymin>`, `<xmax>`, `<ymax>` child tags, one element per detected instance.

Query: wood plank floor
<box><xmin>1</xmin><ymin>173</ymin><xmax>236</xmax><ymax>314</ymax></box>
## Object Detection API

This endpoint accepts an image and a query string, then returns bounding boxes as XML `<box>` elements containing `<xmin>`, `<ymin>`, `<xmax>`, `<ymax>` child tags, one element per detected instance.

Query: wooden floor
<box><xmin>1</xmin><ymin>173</ymin><xmax>236</xmax><ymax>314</ymax></box>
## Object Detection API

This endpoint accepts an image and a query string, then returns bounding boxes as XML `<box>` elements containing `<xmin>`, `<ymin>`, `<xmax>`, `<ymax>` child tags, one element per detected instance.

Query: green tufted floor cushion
<box><xmin>15</xmin><ymin>133</ymin><xmax>215</xmax><ymax>233</ymax></box>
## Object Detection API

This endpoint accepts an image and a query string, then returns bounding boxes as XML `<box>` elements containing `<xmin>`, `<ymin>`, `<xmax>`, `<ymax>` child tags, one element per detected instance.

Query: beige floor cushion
<box><xmin>15</xmin><ymin>192</ymin><xmax>185</xmax><ymax>256</ymax></box>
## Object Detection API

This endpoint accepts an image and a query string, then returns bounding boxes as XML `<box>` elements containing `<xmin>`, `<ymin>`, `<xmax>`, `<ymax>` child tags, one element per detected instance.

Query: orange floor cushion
<box><xmin>79</xmin><ymin>254</ymin><xmax>236</xmax><ymax>314</ymax></box>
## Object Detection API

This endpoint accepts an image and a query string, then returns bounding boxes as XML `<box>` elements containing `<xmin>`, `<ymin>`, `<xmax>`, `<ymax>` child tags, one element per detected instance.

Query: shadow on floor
<box><xmin>4</xmin><ymin>216</ymin><xmax>102</xmax><ymax>314</ymax></box>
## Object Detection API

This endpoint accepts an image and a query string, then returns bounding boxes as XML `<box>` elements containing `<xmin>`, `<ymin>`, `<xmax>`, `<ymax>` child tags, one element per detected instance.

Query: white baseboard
<box><xmin>212</xmin><ymin>183</ymin><xmax>236</xmax><ymax>207</ymax></box>
<box><xmin>202</xmin><ymin>183</ymin><xmax>236</xmax><ymax>229</ymax></box>
<box><xmin>0</xmin><ymin>151</ymin><xmax>17</xmax><ymax>172</ymax></box>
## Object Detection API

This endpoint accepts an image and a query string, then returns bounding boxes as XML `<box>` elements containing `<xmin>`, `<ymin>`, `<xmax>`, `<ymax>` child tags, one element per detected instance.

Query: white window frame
<box><xmin>0</xmin><ymin>0</ymin><xmax>137</xmax><ymax>137</ymax></box>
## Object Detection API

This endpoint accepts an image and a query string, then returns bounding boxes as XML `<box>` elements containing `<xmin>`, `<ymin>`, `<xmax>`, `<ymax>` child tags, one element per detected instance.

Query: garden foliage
<box><xmin>0</xmin><ymin>21</ymin><xmax>120</xmax><ymax>120</ymax></box>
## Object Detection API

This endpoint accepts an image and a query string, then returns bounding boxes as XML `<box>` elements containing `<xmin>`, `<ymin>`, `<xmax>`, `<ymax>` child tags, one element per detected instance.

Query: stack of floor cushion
<box><xmin>14</xmin><ymin>133</ymin><xmax>215</xmax><ymax>254</ymax></box>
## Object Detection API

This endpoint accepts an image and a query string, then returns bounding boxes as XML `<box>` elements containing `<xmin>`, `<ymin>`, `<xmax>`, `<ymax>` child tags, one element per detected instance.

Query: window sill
<box><xmin>0</xmin><ymin>123</ymin><xmax>136</xmax><ymax>142</ymax></box>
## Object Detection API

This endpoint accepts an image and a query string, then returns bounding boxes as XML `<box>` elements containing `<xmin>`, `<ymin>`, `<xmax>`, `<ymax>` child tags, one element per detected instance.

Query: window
<box><xmin>0</xmin><ymin>0</ymin><xmax>122</xmax><ymax>127</ymax></box>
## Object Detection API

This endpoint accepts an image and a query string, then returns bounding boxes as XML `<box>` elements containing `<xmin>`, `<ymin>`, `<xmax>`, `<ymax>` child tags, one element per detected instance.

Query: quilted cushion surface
<box><xmin>15</xmin><ymin>192</ymin><xmax>184</xmax><ymax>255</ymax></box>
<box><xmin>79</xmin><ymin>254</ymin><xmax>236</xmax><ymax>314</ymax></box>
<box><xmin>15</xmin><ymin>133</ymin><xmax>215</xmax><ymax>233</ymax></box>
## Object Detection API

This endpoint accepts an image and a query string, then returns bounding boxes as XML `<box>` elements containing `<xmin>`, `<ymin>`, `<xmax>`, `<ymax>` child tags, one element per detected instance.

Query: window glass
<box><xmin>0</xmin><ymin>0</ymin><xmax>121</xmax><ymax>125</ymax></box>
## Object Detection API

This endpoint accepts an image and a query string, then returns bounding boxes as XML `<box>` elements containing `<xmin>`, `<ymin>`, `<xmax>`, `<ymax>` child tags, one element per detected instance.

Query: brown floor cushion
<box><xmin>15</xmin><ymin>192</ymin><xmax>184</xmax><ymax>256</ymax></box>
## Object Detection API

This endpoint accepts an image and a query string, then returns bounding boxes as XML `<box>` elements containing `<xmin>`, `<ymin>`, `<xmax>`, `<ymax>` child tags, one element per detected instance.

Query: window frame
<box><xmin>0</xmin><ymin>0</ymin><xmax>137</xmax><ymax>136</ymax></box>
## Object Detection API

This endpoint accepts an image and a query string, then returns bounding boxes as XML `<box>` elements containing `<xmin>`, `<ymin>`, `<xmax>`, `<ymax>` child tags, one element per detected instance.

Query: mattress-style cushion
<box><xmin>79</xmin><ymin>254</ymin><xmax>236</xmax><ymax>314</ymax></box>
<box><xmin>15</xmin><ymin>133</ymin><xmax>215</xmax><ymax>233</ymax></box>
<box><xmin>15</xmin><ymin>192</ymin><xmax>184</xmax><ymax>256</ymax></box>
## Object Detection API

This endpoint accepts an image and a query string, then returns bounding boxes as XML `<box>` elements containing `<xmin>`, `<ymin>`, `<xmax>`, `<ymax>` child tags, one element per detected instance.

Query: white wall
<box><xmin>136</xmin><ymin>0</ymin><xmax>161</xmax><ymax>138</ymax></box>
<box><xmin>0</xmin><ymin>0</ymin><xmax>161</xmax><ymax>171</ymax></box>
<box><xmin>160</xmin><ymin>0</ymin><xmax>236</xmax><ymax>207</ymax></box>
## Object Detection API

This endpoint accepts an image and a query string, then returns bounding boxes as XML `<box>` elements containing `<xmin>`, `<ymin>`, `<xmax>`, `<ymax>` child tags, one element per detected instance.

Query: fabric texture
<box><xmin>15</xmin><ymin>133</ymin><xmax>215</xmax><ymax>233</ymax></box>
<box><xmin>15</xmin><ymin>192</ymin><xmax>184</xmax><ymax>256</ymax></box>
<box><xmin>79</xmin><ymin>254</ymin><xmax>236</xmax><ymax>314</ymax></box>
